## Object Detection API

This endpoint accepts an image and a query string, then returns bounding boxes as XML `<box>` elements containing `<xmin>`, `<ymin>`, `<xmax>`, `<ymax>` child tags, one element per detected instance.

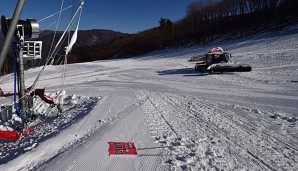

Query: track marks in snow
<box><xmin>137</xmin><ymin>91</ymin><xmax>233</xmax><ymax>170</ymax></box>
<box><xmin>197</xmin><ymin>102</ymin><xmax>297</xmax><ymax>171</ymax></box>
<box><xmin>137</xmin><ymin>90</ymin><xmax>298</xmax><ymax>171</ymax></box>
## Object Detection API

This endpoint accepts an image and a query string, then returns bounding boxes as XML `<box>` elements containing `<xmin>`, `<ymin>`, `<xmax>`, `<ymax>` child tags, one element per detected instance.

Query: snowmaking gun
<box><xmin>189</xmin><ymin>47</ymin><xmax>252</xmax><ymax>73</ymax></box>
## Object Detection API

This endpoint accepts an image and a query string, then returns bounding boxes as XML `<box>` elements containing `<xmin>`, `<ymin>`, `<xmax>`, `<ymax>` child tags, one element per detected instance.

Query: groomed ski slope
<box><xmin>0</xmin><ymin>25</ymin><xmax>298</xmax><ymax>170</ymax></box>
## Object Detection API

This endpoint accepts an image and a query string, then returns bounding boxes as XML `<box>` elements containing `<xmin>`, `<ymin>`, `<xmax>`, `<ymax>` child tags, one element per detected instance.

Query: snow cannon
<box><xmin>1</xmin><ymin>15</ymin><xmax>40</xmax><ymax>39</ymax></box>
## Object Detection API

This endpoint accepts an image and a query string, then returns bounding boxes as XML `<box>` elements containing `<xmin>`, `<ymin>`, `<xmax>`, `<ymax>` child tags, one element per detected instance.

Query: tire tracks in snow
<box><xmin>137</xmin><ymin>91</ymin><xmax>244</xmax><ymax>170</ymax></box>
<box><xmin>163</xmin><ymin>94</ymin><xmax>268</xmax><ymax>170</ymax></box>
<box><xmin>137</xmin><ymin>90</ymin><xmax>297</xmax><ymax>171</ymax></box>
<box><xmin>185</xmin><ymin>99</ymin><xmax>297</xmax><ymax>171</ymax></box>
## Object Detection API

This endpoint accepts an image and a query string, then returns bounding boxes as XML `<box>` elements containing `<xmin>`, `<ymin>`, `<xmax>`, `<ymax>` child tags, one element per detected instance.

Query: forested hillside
<box><xmin>72</xmin><ymin>0</ymin><xmax>298</xmax><ymax>61</ymax></box>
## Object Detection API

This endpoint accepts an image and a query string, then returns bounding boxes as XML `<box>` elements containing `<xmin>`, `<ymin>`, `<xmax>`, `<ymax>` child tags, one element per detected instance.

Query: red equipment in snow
<box><xmin>0</xmin><ymin>125</ymin><xmax>39</xmax><ymax>141</ymax></box>
<box><xmin>108</xmin><ymin>142</ymin><xmax>138</xmax><ymax>156</ymax></box>
<box><xmin>189</xmin><ymin>47</ymin><xmax>252</xmax><ymax>73</ymax></box>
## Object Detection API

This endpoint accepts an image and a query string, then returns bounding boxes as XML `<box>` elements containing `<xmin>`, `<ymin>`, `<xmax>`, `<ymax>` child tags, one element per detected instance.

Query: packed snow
<box><xmin>0</xmin><ymin>25</ymin><xmax>298</xmax><ymax>171</ymax></box>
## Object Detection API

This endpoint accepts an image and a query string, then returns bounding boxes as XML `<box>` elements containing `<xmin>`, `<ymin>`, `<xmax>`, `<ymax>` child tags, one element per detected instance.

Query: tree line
<box><xmin>73</xmin><ymin>0</ymin><xmax>297</xmax><ymax>62</ymax></box>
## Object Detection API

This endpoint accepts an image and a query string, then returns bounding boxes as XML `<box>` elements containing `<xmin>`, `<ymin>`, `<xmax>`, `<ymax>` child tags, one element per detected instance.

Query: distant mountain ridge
<box><xmin>0</xmin><ymin>29</ymin><xmax>129</xmax><ymax>56</ymax></box>
<box><xmin>0</xmin><ymin>29</ymin><xmax>129</xmax><ymax>74</ymax></box>
<box><xmin>38</xmin><ymin>29</ymin><xmax>129</xmax><ymax>47</ymax></box>
<box><xmin>37</xmin><ymin>29</ymin><xmax>129</xmax><ymax>59</ymax></box>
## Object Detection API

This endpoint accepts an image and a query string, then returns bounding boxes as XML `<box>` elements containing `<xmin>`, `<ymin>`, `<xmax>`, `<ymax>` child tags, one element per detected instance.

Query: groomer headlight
<box><xmin>1</xmin><ymin>15</ymin><xmax>39</xmax><ymax>39</ymax></box>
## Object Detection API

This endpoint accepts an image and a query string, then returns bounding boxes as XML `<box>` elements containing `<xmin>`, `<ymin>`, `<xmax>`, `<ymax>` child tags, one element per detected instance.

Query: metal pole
<box><xmin>17</xmin><ymin>26</ymin><xmax>26</xmax><ymax>117</ymax></box>
<box><xmin>0</xmin><ymin>0</ymin><xmax>26</xmax><ymax>74</ymax></box>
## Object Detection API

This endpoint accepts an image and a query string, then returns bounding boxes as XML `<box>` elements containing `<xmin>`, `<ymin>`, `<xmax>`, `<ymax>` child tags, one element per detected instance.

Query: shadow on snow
<box><xmin>0</xmin><ymin>96</ymin><xmax>99</xmax><ymax>164</ymax></box>
<box><xmin>157</xmin><ymin>68</ymin><xmax>208</xmax><ymax>76</ymax></box>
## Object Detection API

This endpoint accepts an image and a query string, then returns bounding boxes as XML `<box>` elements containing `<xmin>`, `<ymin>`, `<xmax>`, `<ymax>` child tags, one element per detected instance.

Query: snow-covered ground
<box><xmin>0</xmin><ymin>25</ymin><xmax>298</xmax><ymax>170</ymax></box>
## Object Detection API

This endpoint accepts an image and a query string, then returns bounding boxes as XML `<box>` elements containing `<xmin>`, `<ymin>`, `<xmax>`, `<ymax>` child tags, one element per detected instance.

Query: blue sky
<box><xmin>0</xmin><ymin>0</ymin><xmax>197</xmax><ymax>34</ymax></box>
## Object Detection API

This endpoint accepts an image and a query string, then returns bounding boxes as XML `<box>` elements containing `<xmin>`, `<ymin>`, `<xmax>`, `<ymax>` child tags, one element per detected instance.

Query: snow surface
<box><xmin>1</xmin><ymin>26</ymin><xmax>298</xmax><ymax>171</ymax></box>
